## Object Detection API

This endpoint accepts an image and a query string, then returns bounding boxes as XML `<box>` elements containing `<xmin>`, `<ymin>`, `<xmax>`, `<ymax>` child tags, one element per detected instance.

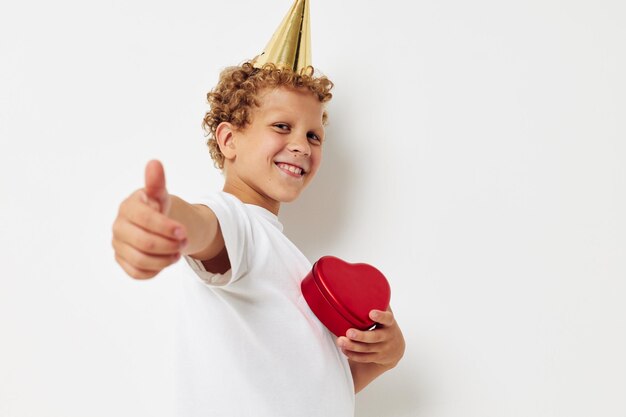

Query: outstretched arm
<box><xmin>337</xmin><ymin>307</ymin><xmax>406</xmax><ymax>393</ymax></box>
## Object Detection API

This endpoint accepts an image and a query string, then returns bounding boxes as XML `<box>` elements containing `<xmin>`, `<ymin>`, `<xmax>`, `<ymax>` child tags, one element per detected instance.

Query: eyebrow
<box><xmin>265</xmin><ymin>111</ymin><xmax>324</xmax><ymax>130</ymax></box>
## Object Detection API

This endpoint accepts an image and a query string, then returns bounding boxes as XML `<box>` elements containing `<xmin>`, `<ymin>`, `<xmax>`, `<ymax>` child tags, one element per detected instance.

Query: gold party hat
<box><xmin>252</xmin><ymin>0</ymin><xmax>312</xmax><ymax>73</ymax></box>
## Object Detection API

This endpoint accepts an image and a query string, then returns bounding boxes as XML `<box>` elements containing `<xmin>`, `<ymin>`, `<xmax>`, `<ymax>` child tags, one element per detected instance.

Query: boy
<box><xmin>111</xmin><ymin>1</ymin><xmax>404</xmax><ymax>415</ymax></box>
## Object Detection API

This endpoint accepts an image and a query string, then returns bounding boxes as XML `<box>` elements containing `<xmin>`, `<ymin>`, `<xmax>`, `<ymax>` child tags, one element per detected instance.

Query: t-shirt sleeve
<box><xmin>182</xmin><ymin>192</ymin><xmax>252</xmax><ymax>287</ymax></box>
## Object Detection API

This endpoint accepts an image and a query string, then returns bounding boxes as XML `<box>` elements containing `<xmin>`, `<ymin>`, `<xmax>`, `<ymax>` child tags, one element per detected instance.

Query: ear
<box><xmin>216</xmin><ymin>122</ymin><xmax>237</xmax><ymax>161</ymax></box>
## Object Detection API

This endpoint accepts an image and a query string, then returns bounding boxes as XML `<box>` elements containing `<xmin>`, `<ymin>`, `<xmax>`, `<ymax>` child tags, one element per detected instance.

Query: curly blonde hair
<box><xmin>202</xmin><ymin>62</ymin><xmax>334</xmax><ymax>169</ymax></box>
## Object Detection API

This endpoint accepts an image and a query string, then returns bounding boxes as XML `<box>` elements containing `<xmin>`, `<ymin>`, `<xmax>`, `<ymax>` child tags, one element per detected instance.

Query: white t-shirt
<box><xmin>176</xmin><ymin>191</ymin><xmax>355</xmax><ymax>417</ymax></box>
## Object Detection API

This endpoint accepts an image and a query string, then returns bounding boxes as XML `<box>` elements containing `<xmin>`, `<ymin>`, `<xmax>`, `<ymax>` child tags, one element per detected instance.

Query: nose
<box><xmin>287</xmin><ymin>133</ymin><xmax>311</xmax><ymax>156</ymax></box>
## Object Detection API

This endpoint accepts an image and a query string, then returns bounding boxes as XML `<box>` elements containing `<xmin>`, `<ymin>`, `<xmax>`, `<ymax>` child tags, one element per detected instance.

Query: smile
<box><xmin>275</xmin><ymin>162</ymin><xmax>305</xmax><ymax>177</ymax></box>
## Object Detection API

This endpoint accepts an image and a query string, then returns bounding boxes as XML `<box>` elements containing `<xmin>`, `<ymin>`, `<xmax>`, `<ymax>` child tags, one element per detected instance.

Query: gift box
<box><xmin>301</xmin><ymin>256</ymin><xmax>391</xmax><ymax>337</ymax></box>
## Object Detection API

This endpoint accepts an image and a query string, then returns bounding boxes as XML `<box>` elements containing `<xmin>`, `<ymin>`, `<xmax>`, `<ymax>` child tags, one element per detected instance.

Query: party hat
<box><xmin>252</xmin><ymin>0</ymin><xmax>312</xmax><ymax>72</ymax></box>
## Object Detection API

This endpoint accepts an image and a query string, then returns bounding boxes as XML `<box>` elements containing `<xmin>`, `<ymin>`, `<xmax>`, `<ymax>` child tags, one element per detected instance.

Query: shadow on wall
<box><xmin>355</xmin><ymin>365</ymin><xmax>422</xmax><ymax>417</ymax></box>
<box><xmin>280</xmin><ymin>118</ymin><xmax>356</xmax><ymax>262</ymax></box>
<box><xmin>282</xmin><ymin>111</ymin><xmax>421</xmax><ymax>416</ymax></box>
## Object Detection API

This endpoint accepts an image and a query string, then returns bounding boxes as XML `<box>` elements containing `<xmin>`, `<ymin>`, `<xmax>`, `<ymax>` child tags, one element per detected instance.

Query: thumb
<box><xmin>144</xmin><ymin>159</ymin><xmax>170</xmax><ymax>213</ymax></box>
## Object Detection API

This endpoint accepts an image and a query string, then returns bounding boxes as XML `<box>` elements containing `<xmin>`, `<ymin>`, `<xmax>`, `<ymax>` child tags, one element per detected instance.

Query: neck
<box><xmin>222</xmin><ymin>179</ymin><xmax>280</xmax><ymax>216</ymax></box>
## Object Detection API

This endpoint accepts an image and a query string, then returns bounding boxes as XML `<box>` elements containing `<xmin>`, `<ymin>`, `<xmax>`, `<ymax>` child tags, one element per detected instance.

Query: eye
<box><xmin>308</xmin><ymin>132</ymin><xmax>322</xmax><ymax>143</ymax></box>
<box><xmin>273</xmin><ymin>123</ymin><xmax>290</xmax><ymax>132</ymax></box>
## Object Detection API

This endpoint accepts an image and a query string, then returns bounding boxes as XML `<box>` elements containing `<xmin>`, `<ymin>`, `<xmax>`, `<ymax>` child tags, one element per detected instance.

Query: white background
<box><xmin>1</xmin><ymin>0</ymin><xmax>625</xmax><ymax>416</ymax></box>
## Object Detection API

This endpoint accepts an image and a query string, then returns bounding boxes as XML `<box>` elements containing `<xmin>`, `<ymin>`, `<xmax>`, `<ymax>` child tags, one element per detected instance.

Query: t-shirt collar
<box><xmin>245</xmin><ymin>203</ymin><xmax>284</xmax><ymax>232</ymax></box>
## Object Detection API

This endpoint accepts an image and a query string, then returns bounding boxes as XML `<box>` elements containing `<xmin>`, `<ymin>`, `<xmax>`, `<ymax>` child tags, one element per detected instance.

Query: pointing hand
<box><xmin>111</xmin><ymin>160</ymin><xmax>187</xmax><ymax>279</ymax></box>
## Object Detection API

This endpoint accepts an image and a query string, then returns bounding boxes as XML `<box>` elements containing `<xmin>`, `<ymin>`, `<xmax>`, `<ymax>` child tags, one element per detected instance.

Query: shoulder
<box><xmin>192</xmin><ymin>190</ymin><xmax>244</xmax><ymax>210</ymax></box>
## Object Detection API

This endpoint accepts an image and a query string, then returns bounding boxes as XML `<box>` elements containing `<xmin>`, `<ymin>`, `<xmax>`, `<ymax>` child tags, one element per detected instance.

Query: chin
<box><xmin>271</xmin><ymin>186</ymin><xmax>305</xmax><ymax>203</ymax></box>
<box><xmin>276</xmin><ymin>191</ymin><xmax>302</xmax><ymax>203</ymax></box>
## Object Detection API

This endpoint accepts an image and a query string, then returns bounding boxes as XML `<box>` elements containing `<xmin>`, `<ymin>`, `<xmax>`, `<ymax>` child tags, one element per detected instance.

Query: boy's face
<box><xmin>220</xmin><ymin>86</ymin><xmax>325</xmax><ymax>213</ymax></box>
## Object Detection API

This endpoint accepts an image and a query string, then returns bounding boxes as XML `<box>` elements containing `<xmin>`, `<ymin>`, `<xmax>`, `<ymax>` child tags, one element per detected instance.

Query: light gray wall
<box><xmin>1</xmin><ymin>1</ymin><xmax>624</xmax><ymax>416</ymax></box>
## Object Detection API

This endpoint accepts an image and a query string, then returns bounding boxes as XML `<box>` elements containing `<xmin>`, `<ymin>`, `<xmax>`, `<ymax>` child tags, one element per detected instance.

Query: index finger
<box><xmin>343</xmin><ymin>328</ymin><xmax>387</xmax><ymax>344</ymax></box>
<box><xmin>121</xmin><ymin>195</ymin><xmax>185</xmax><ymax>240</ymax></box>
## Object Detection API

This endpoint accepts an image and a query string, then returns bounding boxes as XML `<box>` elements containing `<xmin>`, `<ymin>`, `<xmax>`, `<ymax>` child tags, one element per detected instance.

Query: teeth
<box><xmin>277</xmin><ymin>163</ymin><xmax>303</xmax><ymax>175</ymax></box>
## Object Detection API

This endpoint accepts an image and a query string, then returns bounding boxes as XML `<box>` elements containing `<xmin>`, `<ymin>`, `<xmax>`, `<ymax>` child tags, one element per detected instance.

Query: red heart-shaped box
<box><xmin>301</xmin><ymin>256</ymin><xmax>391</xmax><ymax>337</ymax></box>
